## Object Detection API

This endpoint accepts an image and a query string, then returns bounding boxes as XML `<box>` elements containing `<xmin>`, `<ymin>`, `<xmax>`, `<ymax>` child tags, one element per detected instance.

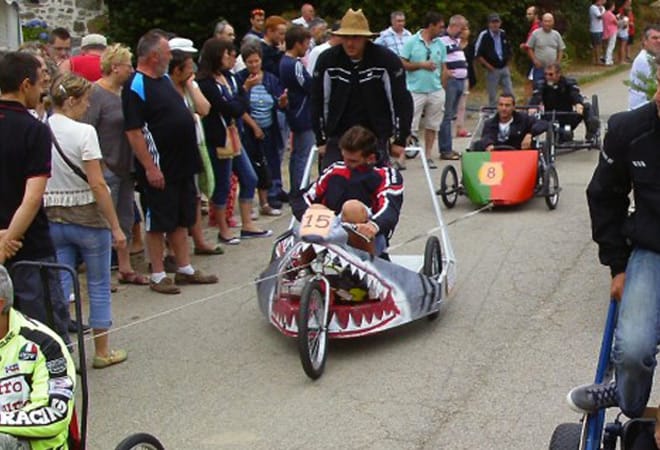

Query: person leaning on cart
<box><xmin>567</xmin><ymin>57</ymin><xmax>660</xmax><ymax>440</ymax></box>
<box><xmin>290</xmin><ymin>125</ymin><xmax>403</xmax><ymax>257</ymax></box>
<box><xmin>473</xmin><ymin>93</ymin><xmax>547</xmax><ymax>151</ymax></box>
<box><xmin>0</xmin><ymin>265</ymin><xmax>75</xmax><ymax>450</ymax></box>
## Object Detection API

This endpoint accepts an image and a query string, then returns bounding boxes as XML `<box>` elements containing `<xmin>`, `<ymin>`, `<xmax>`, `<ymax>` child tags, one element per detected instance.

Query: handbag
<box><xmin>194</xmin><ymin>115</ymin><xmax>215</xmax><ymax>198</ymax></box>
<box><xmin>215</xmin><ymin>116</ymin><xmax>242</xmax><ymax>159</ymax></box>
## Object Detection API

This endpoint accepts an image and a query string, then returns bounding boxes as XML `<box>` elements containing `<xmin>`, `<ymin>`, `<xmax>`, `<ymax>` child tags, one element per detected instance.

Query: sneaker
<box><xmin>427</xmin><ymin>159</ymin><xmax>438</xmax><ymax>169</ymax></box>
<box><xmin>92</xmin><ymin>349</ymin><xmax>127</xmax><ymax>369</ymax></box>
<box><xmin>174</xmin><ymin>270</ymin><xmax>219</xmax><ymax>285</ymax></box>
<box><xmin>440</xmin><ymin>151</ymin><xmax>461</xmax><ymax>161</ymax></box>
<box><xmin>456</xmin><ymin>130</ymin><xmax>472</xmax><ymax>138</ymax></box>
<box><xmin>260</xmin><ymin>205</ymin><xmax>282</xmax><ymax>216</ymax></box>
<box><xmin>149</xmin><ymin>277</ymin><xmax>181</xmax><ymax>295</ymax></box>
<box><xmin>566</xmin><ymin>382</ymin><xmax>618</xmax><ymax>414</ymax></box>
<box><xmin>240</xmin><ymin>229</ymin><xmax>273</xmax><ymax>239</ymax></box>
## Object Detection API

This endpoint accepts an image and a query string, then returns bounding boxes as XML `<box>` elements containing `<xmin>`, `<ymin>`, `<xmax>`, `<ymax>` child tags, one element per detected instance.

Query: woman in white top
<box><xmin>44</xmin><ymin>73</ymin><xmax>128</xmax><ymax>369</ymax></box>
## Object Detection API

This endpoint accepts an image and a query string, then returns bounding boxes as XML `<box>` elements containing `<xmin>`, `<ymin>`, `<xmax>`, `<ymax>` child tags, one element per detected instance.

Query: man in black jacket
<box><xmin>530</xmin><ymin>63</ymin><xmax>600</xmax><ymax>141</ymax></box>
<box><xmin>474</xmin><ymin>13</ymin><xmax>513</xmax><ymax>107</ymax></box>
<box><xmin>475</xmin><ymin>94</ymin><xmax>546</xmax><ymax>150</ymax></box>
<box><xmin>311</xmin><ymin>8</ymin><xmax>413</xmax><ymax>169</ymax></box>
<box><xmin>567</xmin><ymin>62</ymin><xmax>660</xmax><ymax>420</ymax></box>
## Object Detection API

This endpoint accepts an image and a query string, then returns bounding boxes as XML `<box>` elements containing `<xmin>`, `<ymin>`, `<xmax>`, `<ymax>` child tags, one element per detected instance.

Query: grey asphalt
<box><xmin>86</xmin><ymin>69</ymin><xmax>647</xmax><ymax>449</ymax></box>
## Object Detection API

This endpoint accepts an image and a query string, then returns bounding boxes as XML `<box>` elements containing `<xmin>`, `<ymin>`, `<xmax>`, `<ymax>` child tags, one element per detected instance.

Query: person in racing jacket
<box><xmin>475</xmin><ymin>93</ymin><xmax>547</xmax><ymax>151</ymax></box>
<box><xmin>529</xmin><ymin>62</ymin><xmax>600</xmax><ymax>141</ymax></box>
<box><xmin>567</xmin><ymin>61</ymin><xmax>660</xmax><ymax>425</ymax></box>
<box><xmin>291</xmin><ymin>125</ymin><xmax>403</xmax><ymax>256</ymax></box>
<box><xmin>0</xmin><ymin>265</ymin><xmax>75</xmax><ymax>450</ymax></box>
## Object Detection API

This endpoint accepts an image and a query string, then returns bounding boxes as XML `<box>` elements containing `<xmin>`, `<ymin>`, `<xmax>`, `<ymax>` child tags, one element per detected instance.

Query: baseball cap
<box><xmin>80</xmin><ymin>33</ymin><xmax>107</xmax><ymax>48</ymax></box>
<box><xmin>488</xmin><ymin>13</ymin><xmax>501</xmax><ymax>22</ymax></box>
<box><xmin>168</xmin><ymin>37</ymin><xmax>197</xmax><ymax>53</ymax></box>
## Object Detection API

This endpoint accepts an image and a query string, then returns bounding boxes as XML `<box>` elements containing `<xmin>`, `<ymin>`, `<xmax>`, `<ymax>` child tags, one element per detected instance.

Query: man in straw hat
<box><xmin>311</xmin><ymin>8</ymin><xmax>413</xmax><ymax>169</ymax></box>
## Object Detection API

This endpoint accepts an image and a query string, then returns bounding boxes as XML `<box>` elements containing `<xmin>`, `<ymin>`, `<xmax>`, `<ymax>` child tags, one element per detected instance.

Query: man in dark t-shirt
<box><xmin>0</xmin><ymin>52</ymin><xmax>70</xmax><ymax>341</ymax></box>
<box><xmin>122</xmin><ymin>31</ymin><xmax>217</xmax><ymax>295</ymax></box>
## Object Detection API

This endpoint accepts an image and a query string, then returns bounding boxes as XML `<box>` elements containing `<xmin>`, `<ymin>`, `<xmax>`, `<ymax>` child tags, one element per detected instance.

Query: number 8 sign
<box><xmin>478</xmin><ymin>161</ymin><xmax>504</xmax><ymax>186</ymax></box>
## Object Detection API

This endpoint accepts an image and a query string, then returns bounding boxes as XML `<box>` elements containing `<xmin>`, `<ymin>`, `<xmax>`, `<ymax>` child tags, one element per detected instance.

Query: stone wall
<box><xmin>19</xmin><ymin>0</ymin><xmax>106</xmax><ymax>39</ymax></box>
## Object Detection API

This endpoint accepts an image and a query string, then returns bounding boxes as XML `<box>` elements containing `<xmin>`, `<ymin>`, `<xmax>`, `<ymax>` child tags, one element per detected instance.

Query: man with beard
<box><xmin>122</xmin><ymin>31</ymin><xmax>217</xmax><ymax>294</ymax></box>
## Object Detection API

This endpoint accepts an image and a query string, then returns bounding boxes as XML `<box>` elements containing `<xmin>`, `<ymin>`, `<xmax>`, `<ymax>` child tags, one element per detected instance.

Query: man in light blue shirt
<box><xmin>400</xmin><ymin>11</ymin><xmax>448</xmax><ymax>167</ymax></box>
<box><xmin>375</xmin><ymin>11</ymin><xmax>412</xmax><ymax>56</ymax></box>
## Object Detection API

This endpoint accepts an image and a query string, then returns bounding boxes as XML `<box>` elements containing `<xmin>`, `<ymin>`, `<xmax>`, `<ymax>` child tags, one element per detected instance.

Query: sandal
<box><xmin>194</xmin><ymin>244</ymin><xmax>225</xmax><ymax>255</ymax></box>
<box><xmin>93</xmin><ymin>349</ymin><xmax>128</xmax><ymax>369</ymax></box>
<box><xmin>117</xmin><ymin>271</ymin><xmax>150</xmax><ymax>285</ymax></box>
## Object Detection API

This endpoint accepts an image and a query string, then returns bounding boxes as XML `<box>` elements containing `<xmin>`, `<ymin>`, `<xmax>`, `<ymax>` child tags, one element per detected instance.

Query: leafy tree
<box><xmin>107</xmin><ymin>0</ymin><xmax>600</xmax><ymax>72</ymax></box>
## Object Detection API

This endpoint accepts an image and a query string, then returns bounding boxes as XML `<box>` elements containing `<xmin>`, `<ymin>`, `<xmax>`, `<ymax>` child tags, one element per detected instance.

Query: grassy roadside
<box><xmin>465</xmin><ymin>59</ymin><xmax>631</xmax><ymax>110</ymax></box>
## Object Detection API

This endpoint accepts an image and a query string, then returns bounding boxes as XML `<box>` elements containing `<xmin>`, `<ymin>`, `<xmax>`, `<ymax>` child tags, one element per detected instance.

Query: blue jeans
<box><xmin>486</xmin><ymin>66</ymin><xmax>513</xmax><ymax>107</ymax></box>
<box><xmin>613</xmin><ymin>248</ymin><xmax>660</xmax><ymax>418</ymax></box>
<box><xmin>49</xmin><ymin>222</ymin><xmax>112</xmax><ymax>329</ymax></box>
<box><xmin>531</xmin><ymin>66</ymin><xmax>545</xmax><ymax>84</ymax></box>
<box><xmin>289</xmin><ymin>129</ymin><xmax>315</xmax><ymax>195</ymax></box>
<box><xmin>438</xmin><ymin>77</ymin><xmax>465</xmax><ymax>153</ymax></box>
<box><xmin>209</xmin><ymin>147</ymin><xmax>258</xmax><ymax>207</ymax></box>
<box><xmin>277</xmin><ymin>111</ymin><xmax>289</xmax><ymax>156</ymax></box>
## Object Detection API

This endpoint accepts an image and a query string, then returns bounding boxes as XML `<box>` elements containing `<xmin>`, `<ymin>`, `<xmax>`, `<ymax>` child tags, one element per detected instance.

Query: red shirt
<box><xmin>522</xmin><ymin>19</ymin><xmax>540</xmax><ymax>49</ymax></box>
<box><xmin>69</xmin><ymin>54</ymin><xmax>102</xmax><ymax>82</ymax></box>
<box><xmin>618</xmin><ymin>7</ymin><xmax>635</xmax><ymax>36</ymax></box>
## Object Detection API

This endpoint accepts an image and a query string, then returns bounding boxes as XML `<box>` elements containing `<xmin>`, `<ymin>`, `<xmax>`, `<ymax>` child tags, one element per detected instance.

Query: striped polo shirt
<box><xmin>439</xmin><ymin>34</ymin><xmax>468</xmax><ymax>80</ymax></box>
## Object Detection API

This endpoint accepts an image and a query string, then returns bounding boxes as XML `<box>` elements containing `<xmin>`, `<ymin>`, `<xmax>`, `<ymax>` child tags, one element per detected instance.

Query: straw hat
<box><xmin>332</xmin><ymin>8</ymin><xmax>378</xmax><ymax>37</ymax></box>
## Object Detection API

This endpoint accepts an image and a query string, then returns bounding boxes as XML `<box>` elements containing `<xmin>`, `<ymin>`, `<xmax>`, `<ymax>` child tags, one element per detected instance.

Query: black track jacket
<box><xmin>311</xmin><ymin>42</ymin><xmax>413</xmax><ymax>147</ymax></box>
<box><xmin>587</xmin><ymin>101</ymin><xmax>660</xmax><ymax>276</ymax></box>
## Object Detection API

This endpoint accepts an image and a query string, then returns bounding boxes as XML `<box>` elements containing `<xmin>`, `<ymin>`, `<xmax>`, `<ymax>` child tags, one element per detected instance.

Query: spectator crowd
<box><xmin>0</xmin><ymin>1</ymin><xmax>658</xmax><ymax>445</ymax></box>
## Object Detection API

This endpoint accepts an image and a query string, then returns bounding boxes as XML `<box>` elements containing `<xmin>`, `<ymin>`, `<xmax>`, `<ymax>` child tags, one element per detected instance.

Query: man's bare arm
<box><xmin>2</xmin><ymin>177</ymin><xmax>47</xmax><ymax>242</ymax></box>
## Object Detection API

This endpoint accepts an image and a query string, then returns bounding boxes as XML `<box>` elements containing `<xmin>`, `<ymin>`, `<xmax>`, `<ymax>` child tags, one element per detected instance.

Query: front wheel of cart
<box><xmin>298</xmin><ymin>279</ymin><xmax>329</xmax><ymax>380</ymax></box>
<box><xmin>423</xmin><ymin>236</ymin><xmax>443</xmax><ymax>321</ymax></box>
<box><xmin>115</xmin><ymin>433</ymin><xmax>165</xmax><ymax>450</ymax></box>
<box><xmin>548</xmin><ymin>423</ymin><xmax>581</xmax><ymax>450</ymax></box>
<box><xmin>439</xmin><ymin>165</ymin><xmax>459</xmax><ymax>208</ymax></box>
<box><xmin>544</xmin><ymin>166</ymin><xmax>560</xmax><ymax>210</ymax></box>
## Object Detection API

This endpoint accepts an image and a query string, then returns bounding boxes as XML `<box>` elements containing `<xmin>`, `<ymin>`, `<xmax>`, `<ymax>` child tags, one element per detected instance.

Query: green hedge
<box><xmin>106</xmin><ymin>0</ymin><xmax>633</xmax><ymax>73</ymax></box>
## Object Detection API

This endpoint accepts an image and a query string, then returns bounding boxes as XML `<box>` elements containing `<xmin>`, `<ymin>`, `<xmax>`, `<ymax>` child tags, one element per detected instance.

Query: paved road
<box><xmin>87</xmin><ymin>70</ymin><xmax>645</xmax><ymax>449</ymax></box>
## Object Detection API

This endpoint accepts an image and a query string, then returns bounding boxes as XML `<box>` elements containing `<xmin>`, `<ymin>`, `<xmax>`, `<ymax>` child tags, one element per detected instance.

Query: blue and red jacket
<box><xmin>292</xmin><ymin>162</ymin><xmax>404</xmax><ymax>239</ymax></box>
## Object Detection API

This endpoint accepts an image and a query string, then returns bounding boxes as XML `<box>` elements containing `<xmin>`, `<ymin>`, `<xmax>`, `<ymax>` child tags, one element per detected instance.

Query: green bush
<box><xmin>21</xmin><ymin>19</ymin><xmax>49</xmax><ymax>43</ymax></box>
<box><xmin>106</xmin><ymin>0</ymin><xmax>608</xmax><ymax>73</ymax></box>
